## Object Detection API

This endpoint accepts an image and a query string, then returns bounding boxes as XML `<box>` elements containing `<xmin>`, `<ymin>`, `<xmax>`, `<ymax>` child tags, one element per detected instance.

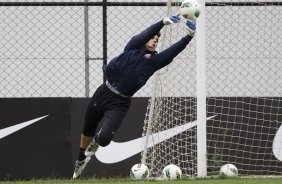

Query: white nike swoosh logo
<box><xmin>95</xmin><ymin>115</ymin><xmax>216</xmax><ymax>164</ymax></box>
<box><xmin>0</xmin><ymin>115</ymin><xmax>48</xmax><ymax>139</ymax></box>
<box><xmin>273</xmin><ymin>123</ymin><xmax>282</xmax><ymax>161</ymax></box>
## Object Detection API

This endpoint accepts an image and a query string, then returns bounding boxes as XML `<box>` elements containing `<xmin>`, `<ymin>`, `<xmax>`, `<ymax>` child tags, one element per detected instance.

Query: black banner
<box><xmin>0</xmin><ymin>98</ymin><xmax>72</xmax><ymax>180</ymax></box>
<box><xmin>71</xmin><ymin>98</ymin><xmax>148</xmax><ymax>178</ymax></box>
<box><xmin>207</xmin><ymin>97</ymin><xmax>282</xmax><ymax>175</ymax></box>
<box><xmin>1</xmin><ymin>97</ymin><xmax>282</xmax><ymax>180</ymax></box>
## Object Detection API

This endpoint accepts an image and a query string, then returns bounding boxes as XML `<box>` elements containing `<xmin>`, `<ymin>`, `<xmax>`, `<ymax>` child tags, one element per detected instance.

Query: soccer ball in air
<box><xmin>130</xmin><ymin>163</ymin><xmax>149</xmax><ymax>180</ymax></box>
<box><xmin>219</xmin><ymin>164</ymin><xmax>239</xmax><ymax>177</ymax></box>
<box><xmin>180</xmin><ymin>0</ymin><xmax>201</xmax><ymax>21</ymax></box>
<box><xmin>162</xmin><ymin>164</ymin><xmax>182</xmax><ymax>180</ymax></box>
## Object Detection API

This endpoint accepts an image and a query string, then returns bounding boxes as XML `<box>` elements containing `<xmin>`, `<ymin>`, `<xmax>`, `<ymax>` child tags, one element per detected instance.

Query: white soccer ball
<box><xmin>180</xmin><ymin>0</ymin><xmax>201</xmax><ymax>21</ymax></box>
<box><xmin>162</xmin><ymin>164</ymin><xmax>182</xmax><ymax>180</ymax></box>
<box><xmin>130</xmin><ymin>163</ymin><xmax>149</xmax><ymax>180</ymax></box>
<box><xmin>219</xmin><ymin>164</ymin><xmax>239</xmax><ymax>177</ymax></box>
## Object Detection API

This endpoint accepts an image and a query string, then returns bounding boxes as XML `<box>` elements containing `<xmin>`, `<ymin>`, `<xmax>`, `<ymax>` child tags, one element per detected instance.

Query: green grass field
<box><xmin>0</xmin><ymin>178</ymin><xmax>281</xmax><ymax>184</ymax></box>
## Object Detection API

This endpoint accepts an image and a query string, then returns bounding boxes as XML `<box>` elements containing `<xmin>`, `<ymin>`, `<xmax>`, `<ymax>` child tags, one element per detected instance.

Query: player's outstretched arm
<box><xmin>124</xmin><ymin>15</ymin><xmax>181</xmax><ymax>51</ymax></box>
<box><xmin>154</xmin><ymin>20</ymin><xmax>196</xmax><ymax>70</ymax></box>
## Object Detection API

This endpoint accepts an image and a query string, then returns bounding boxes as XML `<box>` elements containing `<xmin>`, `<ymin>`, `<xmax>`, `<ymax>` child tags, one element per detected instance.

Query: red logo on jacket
<box><xmin>143</xmin><ymin>54</ymin><xmax>152</xmax><ymax>60</ymax></box>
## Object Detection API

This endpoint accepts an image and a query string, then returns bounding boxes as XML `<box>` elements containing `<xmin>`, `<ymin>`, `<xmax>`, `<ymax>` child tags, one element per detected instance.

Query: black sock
<box><xmin>78</xmin><ymin>147</ymin><xmax>86</xmax><ymax>161</ymax></box>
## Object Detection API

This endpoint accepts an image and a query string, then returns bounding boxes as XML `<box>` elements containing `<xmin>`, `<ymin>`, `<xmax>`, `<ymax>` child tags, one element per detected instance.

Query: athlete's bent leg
<box><xmin>73</xmin><ymin>88</ymin><xmax>104</xmax><ymax>179</ymax></box>
<box><xmin>95</xmin><ymin>109</ymin><xmax>129</xmax><ymax>147</ymax></box>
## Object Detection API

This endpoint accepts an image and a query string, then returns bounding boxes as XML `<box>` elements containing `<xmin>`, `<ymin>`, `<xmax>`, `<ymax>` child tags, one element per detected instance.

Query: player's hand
<box><xmin>185</xmin><ymin>19</ymin><xmax>196</xmax><ymax>37</ymax></box>
<box><xmin>163</xmin><ymin>15</ymin><xmax>181</xmax><ymax>25</ymax></box>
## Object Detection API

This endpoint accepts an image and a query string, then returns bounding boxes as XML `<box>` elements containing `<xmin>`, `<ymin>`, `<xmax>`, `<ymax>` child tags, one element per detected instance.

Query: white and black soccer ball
<box><xmin>162</xmin><ymin>164</ymin><xmax>182</xmax><ymax>180</ymax></box>
<box><xmin>219</xmin><ymin>164</ymin><xmax>239</xmax><ymax>177</ymax></box>
<box><xmin>130</xmin><ymin>163</ymin><xmax>149</xmax><ymax>180</ymax></box>
<box><xmin>180</xmin><ymin>0</ymin><xmax>201</xmax><ymax>21</ymax></box>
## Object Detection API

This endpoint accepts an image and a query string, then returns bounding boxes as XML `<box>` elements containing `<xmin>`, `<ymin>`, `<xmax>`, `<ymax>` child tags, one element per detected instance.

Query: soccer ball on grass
<box><xmin>219</xmin><ymin>164</ymin><xmax>239</xmax><ymax>177</ymax></box>
<box><xmin>180</xmin><ymin>0</ymin><xmax>201</xmax><ymax>21</ymax></box>
<box><xmin>130</xmin><ymin>163</ymin><xmax>149</xmax><ymax>180</ymax></box>
<box><xmin>162</xmin><ymin>164</ymin><xmax>182</xmax><ymax>180</ymax></box>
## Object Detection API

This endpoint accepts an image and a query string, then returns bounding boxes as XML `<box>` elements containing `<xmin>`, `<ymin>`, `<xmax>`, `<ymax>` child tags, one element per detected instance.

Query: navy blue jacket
<box><xmin>104</xmin><ymin>20</ymin><xmax>193</xmax><ymax>96</ymax></box>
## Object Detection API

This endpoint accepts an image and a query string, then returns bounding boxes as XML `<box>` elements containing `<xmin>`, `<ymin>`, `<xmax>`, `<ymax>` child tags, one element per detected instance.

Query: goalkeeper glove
<box><xmin>163</xmin><ymin>15</ymin><xmax>181</xmax><ymax>25</ymax></box>
<box><xmin>184</xmin><ymin>19</ymin><xmax>196</xmax><ymax>37</ymax></box>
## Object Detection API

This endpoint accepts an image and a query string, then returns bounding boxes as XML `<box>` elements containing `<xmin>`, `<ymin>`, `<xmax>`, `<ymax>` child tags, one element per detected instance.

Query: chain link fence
<box><xmin>206</xmin><ymin>0</ymin><xmax>282</xmax><ymax>97</ymax></box>
<box><xmin>1</xmin><ymin>0</ymin><xmax>281</xmax><ymax>98</ymax></box>
<box><xmin>0</xmin><ymin>0</ymin><xmax>171</xmax><ymax>97</ymax></box>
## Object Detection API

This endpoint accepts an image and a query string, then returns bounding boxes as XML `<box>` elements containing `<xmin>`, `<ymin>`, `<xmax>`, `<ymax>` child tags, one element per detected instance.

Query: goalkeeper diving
<box><xmin>73</xmin><ymin>15</ymin><xmax>196</xmax><ymax>179</ymax></box>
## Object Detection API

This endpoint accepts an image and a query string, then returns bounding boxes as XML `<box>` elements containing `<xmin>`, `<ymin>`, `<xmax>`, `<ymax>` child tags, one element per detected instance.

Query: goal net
<box><xmin>141</xmin><ymin>0</ymin><xmax>198</xmax><ymax>178</ymax></box>
<box><xmin>141</xmin><ymin>0</ymin><xmax>282</xmax><ymax>178</ymax></box>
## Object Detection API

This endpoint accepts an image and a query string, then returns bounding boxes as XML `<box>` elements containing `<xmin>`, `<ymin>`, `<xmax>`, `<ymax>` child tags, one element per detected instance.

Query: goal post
<box><xmin>196</xmin><ymin>0</ymin><xmax>207</xmax><ymax>177</ymax></box>
<box><xmin>141</xmin><ymin>0</ymin><xmax>282</xmax><ymax>179</ymax></box>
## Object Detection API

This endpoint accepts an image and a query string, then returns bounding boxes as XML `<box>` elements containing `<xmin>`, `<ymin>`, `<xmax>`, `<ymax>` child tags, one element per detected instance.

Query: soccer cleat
<box><xmin>85</xmin><ymin>140</ymin><xmax>99</xmax><ymax>157</ymax></box>
<box><xmin>72</xmin><ymin>156</ymin><xmax>91</xmax><ymax>179</ymax></box>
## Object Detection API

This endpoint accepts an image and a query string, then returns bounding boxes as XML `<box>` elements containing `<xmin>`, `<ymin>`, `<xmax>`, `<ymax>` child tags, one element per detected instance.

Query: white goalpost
<box><xmin>141</xmin><ymin>0</ymin><xmax>282</xmax><ymax>179</ymax></box>
<box><xmin>196</xmin><ymin>0</ymin><xmax>206</xmax><ymax>177</ymax></box>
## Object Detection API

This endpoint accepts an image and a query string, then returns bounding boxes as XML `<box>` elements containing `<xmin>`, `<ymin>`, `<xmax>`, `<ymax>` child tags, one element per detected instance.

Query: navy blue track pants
<box><xmin>82</xmin><ymin>83</ymin><xmax>131</xmax><ymax>147</ymax></box>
